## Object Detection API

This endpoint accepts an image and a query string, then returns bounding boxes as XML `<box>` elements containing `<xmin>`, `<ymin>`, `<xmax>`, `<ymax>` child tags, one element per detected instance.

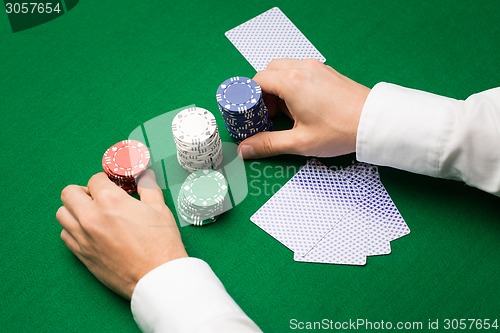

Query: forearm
<box><xmin>357</xmin><ymin>82</ymin><xmax>500</xmax><ymax>196</ymax></box>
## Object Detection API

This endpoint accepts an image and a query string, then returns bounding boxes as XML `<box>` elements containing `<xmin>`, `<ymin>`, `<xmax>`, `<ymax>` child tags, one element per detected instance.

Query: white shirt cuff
<box><xmin>356</xmin><ymin>82</ymin><xmax>458</xmax><ymax>177</ymax></box>
<box><xmin>131</xmin><ymin>257</ymin><xmax>261</xmax><ymax>333</ymax></box>
<box><xmin>356</xmin><ymin>82</ymin><xmax>500</xmax><ymax>196</ymax></box>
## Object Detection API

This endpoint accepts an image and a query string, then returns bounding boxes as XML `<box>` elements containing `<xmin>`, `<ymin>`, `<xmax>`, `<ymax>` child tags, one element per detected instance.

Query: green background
<box><xmin>1</xmin><ymin>1</ymin><xmax>499</xmax><ymax>332</ymax></box>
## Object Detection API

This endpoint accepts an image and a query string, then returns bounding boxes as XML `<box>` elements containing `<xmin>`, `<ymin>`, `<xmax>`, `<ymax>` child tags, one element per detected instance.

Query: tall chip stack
<box><xmin>216</xmin><ymin>76</ymin><xmax>272</xmax><ymax>143</ymax></box>
<box><xmin>102</xmin><ymin>140</ymin><xmax>150</xmax><ymax>193</ymax></box>
<box><xmin>171</xmin><ymin>107</ymin><xmax>224</xmax><ymax>173</ymax></box>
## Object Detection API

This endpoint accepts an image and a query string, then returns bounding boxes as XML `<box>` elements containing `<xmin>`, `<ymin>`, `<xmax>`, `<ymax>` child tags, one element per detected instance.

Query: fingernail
<box><xmin>140</xmin><ymin>169</ymin><xmax>155</xmax><ymax>183</ymax></box>
<box><xmin>146</xmin><ymin>169</ymin><xmax>156</xmax><ymax>178</ymax></box>
<box><xmin>138</xmin><ymin>169</ymin><xmax>158</xmax><ymax>190</ymax></box>
<box><xmin>238</xmin><ymin>144</ymin><xmax>256</xmax><ymax>158</ymax></box>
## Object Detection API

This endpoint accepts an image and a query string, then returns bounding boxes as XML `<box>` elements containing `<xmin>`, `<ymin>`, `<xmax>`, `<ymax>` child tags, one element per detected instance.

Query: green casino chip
<box><xmin>182</xmin><ymin>169</ymin><xmax>228</xmax><ymax>207</ymax></box>
<box><xmin>177</xmin><ymin>169</ymin><xmax>228</xmax><ymax>226</ymax></box>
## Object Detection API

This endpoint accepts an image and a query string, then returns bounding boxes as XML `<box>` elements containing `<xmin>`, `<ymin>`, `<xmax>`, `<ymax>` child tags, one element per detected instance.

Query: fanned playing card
<box><xmin>295</xmin><ymin>205</ymin><xmax>371</xmax><ymax>266</ymax></box>
<box><xmin>225</xmin><ymin>7</ymin><xmax>326</xmax><ymax>71</ymax></box>
<box><xmin>250</xmin><ymin>159</ymin><xmax>410</xmax><ymax>266</ymax></box>
<box><xmin>250</xmin><ymin>160</ymin><xmax>369</xmax><ymax>256</ymax></box>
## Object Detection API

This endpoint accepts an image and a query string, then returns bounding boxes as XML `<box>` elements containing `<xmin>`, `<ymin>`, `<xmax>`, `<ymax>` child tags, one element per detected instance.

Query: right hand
<box><xmin>238</xmin><ymin>58</ymin><xmax>371</xmax><ymax>159</ymax></box>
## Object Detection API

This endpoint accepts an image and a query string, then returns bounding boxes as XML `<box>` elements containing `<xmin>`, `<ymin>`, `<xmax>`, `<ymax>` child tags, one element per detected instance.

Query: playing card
<box><xmin>371</xmin><ymin>181</ymin><xmax>411</xmax><ymax>241</ymax></box>
<box><xmin>250</xmin><ymin>160</ymin><xmax>369</xmax><ymax>256</ymax></box>
<box><xmin>250</xmin><ymin>159</ymin><xmax>410</xmax><ymax>266</ymax></box>
<box><xmin>294</xmin><ymin>205</ymin><xmax>370</xmax><ymax>266</ymax></box>
<box><xmin>341</xmin><ymin>162</ymin><xmax>380</xmax><ymax>185</ymax></box>
<box><xmin>225</xmin><ymin>7</ymin><xmax>326</xmax><ymax>71</ymax></box>
<box><xmin>360</xmin><ymin>190</ymin><xmax>393</xmax><ymax>256</ymax></box>
<box><xmin>340</xmin><ymin>163</ymin><xmax>408</xmax><ymax>253</ymax></box>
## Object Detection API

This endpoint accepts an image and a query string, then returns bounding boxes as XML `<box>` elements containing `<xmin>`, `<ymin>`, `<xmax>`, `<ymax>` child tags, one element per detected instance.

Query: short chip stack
<box><xmin>102</xmin><ymin>140</ymin><xmax>150</xmax><ymax>193</ymax></box>
<box><xmin>177</xmin><ymin>169</ymin><xmax>228</xmax><ymax>226</ymax></box>
<box><xmin>216</xmin><ymin>76</ymin><xmax>272</xmax><ymax>143</ymax></box>
<box><xmin>171</xmin><ymin>107</ymin><xmax>223</xmax><ymax>173</ymax></box>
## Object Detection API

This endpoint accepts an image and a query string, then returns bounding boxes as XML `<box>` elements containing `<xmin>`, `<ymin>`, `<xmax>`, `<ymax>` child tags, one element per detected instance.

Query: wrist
<box><xmin>352</xmin><ymin>85</ymin><xmax>371</xmax><ymax>151</ymax></box>
<box><xmin>127</xmin><ymin>249</ymin><xmax>189</xmax><ymax>300</ymax></box>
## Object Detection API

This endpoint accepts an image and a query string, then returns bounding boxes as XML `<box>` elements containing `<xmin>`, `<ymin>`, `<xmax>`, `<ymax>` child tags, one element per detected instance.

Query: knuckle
<box><xmin>99</xmin><ymin>187</ymin><xmax>123</xmax><ymax>205</ymax></box>
<box><xmin>303</xmin><ymin>58</ymin><xmax>322</xmax><ymax>67</ymax></box>
<box><xmin>60</xmin><ymin>185</ymin><xmax>77</xmax><ymax>202</ymax></box>
<box><xmin>286</xmin><ymin>69</ymin><xmax>308</xmax><ymax>89</ymax></box>
<box><xmin>79</xmin><ymin>210</ymin><xmax>100</xmax><ymax>231</ymax></box>
<box><xmin>267</xmin><ymin>58</ymin><xmax>279</xmax><ymax>69</ymax></box>
<box><xmin>262</xmin><ymin>136</ymin><xmax>275</xmax><ymax>155</ymax></box>
<box><xmin>72</xmin><ymin>232</ymin><xmax>91</xmax><ymax>251</ymax></box>
<box><xmin>88</xmin><ymin>172</ymin><xmax>102</xmax><ymax>185</ymax></box>
<box><xmin>78</xmin><ymin>242</ymin><xmax>93</xmax><ymax>258</ymax></box>
<box><xmin>295</xmin><ymin>131</ymin><xmax>315</xmax><ymax>155</ymax></box>
<box><xmin>151</xmin><ymin>187</ymin><xmax>163</xmax><ymax>198</ymax></box>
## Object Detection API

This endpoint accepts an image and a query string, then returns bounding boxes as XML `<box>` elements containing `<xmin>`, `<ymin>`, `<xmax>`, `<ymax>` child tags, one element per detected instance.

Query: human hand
<box><xmin>56</xmin><ymin>170</ymin><xmax>188</xmax><ymax>300</ymax></box>
<box><xmin>238</xmin><ymin>58</ymin><xmax>370</xmax><ymax>159</ymax></box>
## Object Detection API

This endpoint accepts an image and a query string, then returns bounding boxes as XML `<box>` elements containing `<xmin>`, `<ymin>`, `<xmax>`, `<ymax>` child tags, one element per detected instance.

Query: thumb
<box><xmin>238</xmin><ymin>129</ymin><xmax>298</xmax><ymax>159</ymax></box>
<box><xmin>137</xmin><ymin>169</ymin><xmax>167</xmax><ymax>210</ymax></box>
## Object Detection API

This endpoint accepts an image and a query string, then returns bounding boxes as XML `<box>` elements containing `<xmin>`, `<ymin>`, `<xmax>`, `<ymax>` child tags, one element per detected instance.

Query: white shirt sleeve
<box><xmin>356</xmin><ymin>82</ymin><xmax>500</xmax><ymax>196</ymax></box>
<box><xmin>131</xmin><ymin>257</ymin><xmax>262</xmax><ymax>333</ymax></box>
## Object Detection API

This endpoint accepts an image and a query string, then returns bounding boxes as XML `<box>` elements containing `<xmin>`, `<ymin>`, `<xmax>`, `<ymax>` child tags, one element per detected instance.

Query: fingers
<box><xmin>81</xmin><ymin>186</ymin><xmax>90</xmax><ymax>195</ymax></box>
<box><xmin>278</xmin><ymin>99</ymin><xmax>292</xmax><ymax>120</ymax></box>
<box><xmin>254</xmin><ymin>58</ymin><xmax>305</xmax><ymax>96</ymax></box>
<box><xmin>60</xmin><ymin>184</ymin><xmax>93</xmax><ymax>220</ymax></box>
<box><xmin>87</xmin><ymin>172</ymin><xmax>126</xmax><ymax>201</ymax></box>
<box><xmin>60</xmin><ymin>229</ymin><xmax>81</xmax><ymax>255</ymax></box>
<box><xmin>266</xmin><ymin>58</ymin><xmax>303</xmax><ymax>70</ymax></box>
<box><xmin>60</xmin><ymin>229</ymin><xmax>93</xmax><ymax>276</ymax></box>
<box><xmin>56</xmin><ymin>206</ymin><xmax>83</xmax><ymax>239</ymax></box>
<box><xmin>253</xmin><ymin>70</ymin><xmax>288</xmax><ymax>99</ymax></box>
<box><xmin>262</xmin><ymin>93</ymin><xmax>279</xmax><ymax>118</ymax></box>
<box><xmin>238</xmin><ymin>129</ymin><xmax>299</xmax><ymax>159</ymax></box>
<box><xmin>137</xmin><ymin>170</ymin><xmax>168</xmax><ymax>212</ymax></box>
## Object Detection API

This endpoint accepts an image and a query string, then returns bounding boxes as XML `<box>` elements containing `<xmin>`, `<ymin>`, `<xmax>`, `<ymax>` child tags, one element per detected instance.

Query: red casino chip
<box><xmin>102</xmin><ymin>140</ymin><xmax>150</xmax><ymax>193</ymax></box>
<box><xmin>102</xmin><ymin>140</ymin><xmax>150</xmax><ymax>177</ymax></box>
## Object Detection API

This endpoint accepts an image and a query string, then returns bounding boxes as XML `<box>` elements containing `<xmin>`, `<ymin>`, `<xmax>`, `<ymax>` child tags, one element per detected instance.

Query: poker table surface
<box><xmin>1</xmin><ymin>1</ymin><xmax>499</xmax><ymax>332</ymax></box>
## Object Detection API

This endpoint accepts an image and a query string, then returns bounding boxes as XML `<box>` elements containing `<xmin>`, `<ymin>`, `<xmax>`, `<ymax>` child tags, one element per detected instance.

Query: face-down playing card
<box><xmin>250</xmin><ymin>159</ymin><xmax>410</xmax><ymax>265</ymax></box>
<box><xmin>293</xmin><ymin>165</ymin><xmax>387</xmax><ymax>265</ymax></box>
<box><xmin>293</xmin><ymin>202</ymin><xmax>371</xmax><ymax>266</ymax></box>
<box><xmin>294</xmin><ymin>190</ymin><xmax>397</xmax><ymax>265</ymax></box>
<box><xmin>250</xmin><ymin>160</ymin><xmax>369</xmax><ymax>256</ymax></box>
<box><xmin>225</xmin><ymin>7</ymin><xmax>326</xmax><ymax>71</ymax></box>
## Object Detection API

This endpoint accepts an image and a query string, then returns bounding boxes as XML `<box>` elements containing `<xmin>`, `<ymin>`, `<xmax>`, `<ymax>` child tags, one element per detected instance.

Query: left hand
<box><xmin>239</xmin><ymin>59</ymin><xmax>370</xmax><ymax>159</ymax></box>
<box><xmin>56</xmin><ymin>170</ymin><xmax>188</xmax><ymax>299</ymax></box>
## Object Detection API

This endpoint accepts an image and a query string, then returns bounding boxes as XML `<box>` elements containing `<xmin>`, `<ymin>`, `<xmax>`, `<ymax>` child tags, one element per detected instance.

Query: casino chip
<box><xmin>216</xmin><ymin>76</ymin><xmax>272</xmax><ymax>143</ymax></box>
<box><xmin>172</xmin><ymin>107</ymin><xmax>223</xmax><ymax>173</ymax></box>
<box><xmin>177</xmin><ymin>169</ymin><xmax>228</xmax><ymax>226</ymax></box>
<box><xmin>102</xmin><ymin>140</ymin><xmax>150</xmax><ymax>193</ymax></box>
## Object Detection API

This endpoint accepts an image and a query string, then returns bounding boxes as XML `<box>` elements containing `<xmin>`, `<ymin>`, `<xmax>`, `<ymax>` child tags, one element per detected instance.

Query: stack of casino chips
<box><xmin>216</xmin><ymin>76</ymin><xmax>272</xmax><ymax>143</ymax></box>
<box><xmin>172</xmin><ymin>107</ymin><xmax>224</xmax><ymax>173</ymax></box>
<box><xmin>177</xmin><ymin>169</ymin><xmax>228</xmax><ymax>226</ymax></box>
<box><xmin>102</xmin><ymin>140</ymin><xmax>150</xmax><ymax>193</ymax></box>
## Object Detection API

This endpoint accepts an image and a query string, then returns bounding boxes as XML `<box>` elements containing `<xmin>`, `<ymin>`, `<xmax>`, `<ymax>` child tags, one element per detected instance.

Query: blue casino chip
<box><xmin>216</xmin><ymin>76</ymin><xmax>262</xmax><ymax>113</ymax></box>
<box><xmin>216</xmin><ymin>76</ymin><xmax>273</xmax><ymax>143</ymax></box>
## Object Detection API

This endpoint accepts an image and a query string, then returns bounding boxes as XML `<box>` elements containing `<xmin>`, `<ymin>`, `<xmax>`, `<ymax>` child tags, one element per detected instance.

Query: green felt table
<box><xmin>1</xmin><ymin>1</ymin><xmax>499</xmax><ymax>332</ymax></box>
